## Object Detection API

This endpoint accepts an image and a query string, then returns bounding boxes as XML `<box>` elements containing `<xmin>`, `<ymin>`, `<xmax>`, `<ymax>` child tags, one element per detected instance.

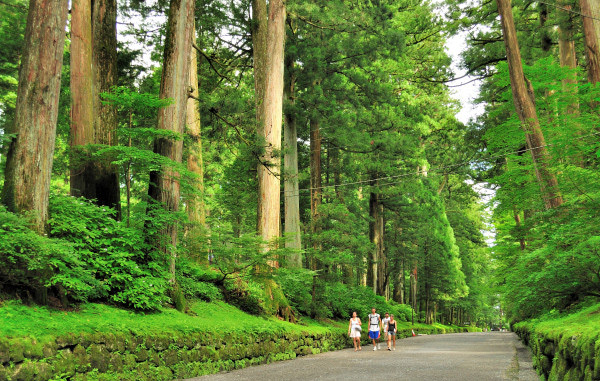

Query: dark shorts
<box><xmin>368</xmin><ymin>330</ymin><xmax>380</xmax><ymax>339</ymax></box>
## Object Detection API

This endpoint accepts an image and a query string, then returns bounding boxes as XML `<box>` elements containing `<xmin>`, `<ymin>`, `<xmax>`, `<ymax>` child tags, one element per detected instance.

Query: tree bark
<box><xmin>589</xmin><ymin>0</ymin><xmax>600</xmax><ymax>51</ymax></box>
<box><xmin>283</xmin><ymin>48</ymin><xmax>302</xmax><ymax>265</ymax></box>
<box><xmin>70</xmin><ymin>0</ymin><xmax>121</xmax><ymax>216</ymax></box>
<box><xmin>148</xmin><ymin>0</ymin><xmax>195</xmax><ymax>293</ymax></box>
<box><xmin>557</xmin><ymin>1</ymin><xmax>579</xmax><ymax>94</ymax></box>
<box><xmin>255</xmin><ymin>0</ymin><xmax>286</xmax><ymax>255</ymax></box>
<box><xmin>368</xmin><ymin>190</ymin><xmax>384</xmax><ymax>295</ymax></box>
<box><xmin>580</xmin><ymin>0</ymin><xmax>600</xmax><ymax>84</ymax></box>
<box><xmin>310</xmin><ymin>117</ymin><xmax>322</xmax><ymax>244</ymax></box>
<box><xmin>70</xmin><ymin>0</ymin><xmax>94</xmax><ymax>199</ymax></box>
<box><xmin>496</xmin><ymin>0</ymin><xmax>563</xmax><ymax>209</ymax></box>
<box><xmin>92</xmin><ymin>0</ymin><xmax>121</xmax><ymax>215</ymax></box>
<box><xmin>1</xmin><ymin>0</ymin><xmax>69</xmax><ymax>233</ymax></box>
<box><xmin>185</xmin><ymin>21</ymin><xmax>207</xmax><ymax>262</ymax></box>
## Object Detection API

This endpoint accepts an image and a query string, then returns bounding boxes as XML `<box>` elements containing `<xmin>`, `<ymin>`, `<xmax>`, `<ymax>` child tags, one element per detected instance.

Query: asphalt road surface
<box><xmin>183</xmin><ymin>332</ymin><xmax>539</xmax><ymax>381</ymax></box>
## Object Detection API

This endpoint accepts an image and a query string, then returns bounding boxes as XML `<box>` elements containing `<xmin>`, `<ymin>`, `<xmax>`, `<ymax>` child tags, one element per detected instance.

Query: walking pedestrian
<box><xmin>367</xmin><ymin>308</ymin><xmax>382</xmax><ymax>350</ymax></box>
<box><xmin>348</xmin><ymin>311</ymin><xmax>362</xmax><ymax>351</ymax></box>
<box><xmin>382</xmin><ymin>312</ymin><xmax>390</xmax><ymax>337</ymax></box>
<box><xmin>386</xmin><ymin>314</ymin><xmax>397</xmax><ymax>351</ymax></box>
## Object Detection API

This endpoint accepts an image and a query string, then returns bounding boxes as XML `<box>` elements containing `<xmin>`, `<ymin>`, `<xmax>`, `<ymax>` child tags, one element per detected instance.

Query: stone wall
<box><xmin>514</xmin><ymin>324</ymin><xmax>600</xmax><ymax>380</ymax></box>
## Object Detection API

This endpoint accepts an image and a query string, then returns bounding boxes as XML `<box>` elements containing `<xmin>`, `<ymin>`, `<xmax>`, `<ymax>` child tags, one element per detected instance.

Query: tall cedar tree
<box><xmin>148</xmin><ymin>0</ymin><xmax>195</xmax><ymax>292</ymax></box>
<box><xmin>496</xmin><ymin>0</ymin><xmax>563</xmax><ymax>209</ymax></box>
<box><xmin>1</xmin><ymin>0</ymin><xmax>69</xmax><ymax>233</ymax></box>
<box><xmin>70</xmin><ymin>0</ymin><xmax>121</xmax><ymax>216</ymax></box>
<box><xmin>254</xmin><ymin>0</ymin><xmax>286</xmax><ymax>254</ymax></box>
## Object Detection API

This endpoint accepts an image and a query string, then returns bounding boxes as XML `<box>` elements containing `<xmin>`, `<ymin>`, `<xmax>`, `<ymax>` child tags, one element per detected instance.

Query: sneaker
<box><xmin>373</xmin><ymin>346</ymin><xmax>377</xmax><ymax>351</ymax></box>
<box><xmin>393</xmin><ymin>347</ymin><xmax>396</xmax><ymax>351</ymax></box>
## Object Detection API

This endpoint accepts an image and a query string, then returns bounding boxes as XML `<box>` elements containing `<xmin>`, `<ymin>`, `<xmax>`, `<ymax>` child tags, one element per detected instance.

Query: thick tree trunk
<box><xmin>1</xmin><ymin>0</ymin><xmax>69</xmax><ymax>233</ymax></box>
<box><xmin>255</xmin><ymin>0</ymin><xmax>286</xmax><ymax>254</ymax></box>
<box><xmin>589</xmin><ymin>0</ymin><xmax>600</xmax><ymax>50</ymax></box>
<box><xmin>496</xmin><ymin>0</ymin><xmax>563</xmax><ymax>209</ymax></box>
<box><xmin>393</xmin><ymin>256</ymin><xmax>405</xmax><ymax>304</ymax></box>
<box><xmin>283</xmin><ymin>52</ymin><xmax>302</xmax><ymax>265</ymax></box>
<box><xmin>148</xmin><ymin>0</ymin><xmax>195</xmax><ymax>299</ymax></box>
<box><xmin>70</xmin><ymin>0</ymin><xmax>121</xmax><ymax>216</ymax></box>
<box><xmin>91</xmin><ymin>0</ymin><xmax>121</xmax><ymax>215</ymax></box>
<box><xmin>185</xmin><ymin>23</ymin><xmax>207</xmax><ymax>262</ymax></box>
<box><xmin>70</xmin><ymin>0</ymin><xmax>94</xmax><ymax>199</ymax></box>
<box><xmin>580</xmin><ymin>0</ymin><xmax>600</xmax><ymax>84</ymax></box>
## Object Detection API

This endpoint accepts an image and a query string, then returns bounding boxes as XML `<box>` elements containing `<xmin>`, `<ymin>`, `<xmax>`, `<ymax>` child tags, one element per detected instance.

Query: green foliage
<box><xmin>47</xmin><ymin>194</ymin><xmax>169</xmax><ymax>310</ymax></box>
<box><xmin>0</xmin><ymin>205</ymin><xmax>96</xmax><ymax>301</ymax></box>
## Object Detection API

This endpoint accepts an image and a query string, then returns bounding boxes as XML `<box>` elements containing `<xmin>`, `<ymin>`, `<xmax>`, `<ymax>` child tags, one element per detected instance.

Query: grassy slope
<box><xmin>0</xmin><ymin>300</ymin><xmax>474</xmax><ymax>341</ymax></box>
<box><xmin>513</xmin><ymin>302</ymin><xmax>600</xmax><ymax>339</ymax></box>
<box><xmin>0</xmin><ymin>301</ymin><xmax>341</xmax><ymax>341</ymax></box>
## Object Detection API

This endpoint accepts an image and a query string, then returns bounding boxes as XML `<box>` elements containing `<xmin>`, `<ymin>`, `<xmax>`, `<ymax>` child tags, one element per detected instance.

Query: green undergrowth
<box><xmin>513</xmin><ymin>302</ymin><xmax>600</xmax><ymax>380</ymax></box>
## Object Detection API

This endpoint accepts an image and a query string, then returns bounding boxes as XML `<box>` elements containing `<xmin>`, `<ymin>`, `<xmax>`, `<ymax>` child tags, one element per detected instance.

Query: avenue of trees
<box><xmin>1</xmin><ymin>0</ymin><xmax>598</xmax><ymax>326</ymax></box>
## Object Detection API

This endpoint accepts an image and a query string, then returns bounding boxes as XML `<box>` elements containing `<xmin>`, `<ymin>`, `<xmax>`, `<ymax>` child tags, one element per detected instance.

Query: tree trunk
<box><xmin>496</xmin><ymin>0</ymin><xmax>563</xmax><ymax>209</ymax></box>
<box><xmin>70</xmin><ymin>0</ymin><xmax>94</xmax><ymax>200</ymax></box>
<box><xmin>589</xmin><ymin>0</ymin><xmax>600</xmax><ymax>50</ymax></box>
<box><xmin>91</xmin><ymin>0</ymin><xmax>121</xmax><ymax>215</ymax></box>
<box><xmin>70</xmin><ymin>0</ymin><xmax>121</xmax><ymax>216</ymax></box>
<box><xmin>255</xmin><ymin>0</ymin><xmax>286</xmax><ymax>254</ymax></box>
<box><xmin>283</xmin><ymin>49</ymin><xmax>302</xmax><ymax>265</ymax></box>
<box><xmin>393</xmin><ymin>256</ymin><xmax>405</xmax><ymax>304</ymax></box>
<box><xmin>580</xmin><ymin>0</ymin><xmax>600</xmax><ymax>84</ymax></box>
<box><xmin>368</xmin><ymin>190</ymin><xmax>384</xmax><ymax>295</ymax></box>
<box><xmin>557</xmin><ymin>0</ymin><xmax>579</xmax><ymax>103</ymax></box>
<box><xmin>310</xmin><ymin>117</ymin><xmax>322</xmax><ymax>244</ymax></box>
<box><xmin>185</xmin><ymin>22</ymin><xmax>207</xmax><ymax>262</ymax></box>
<box><xmin>147</xmin><ymin>0</ymin><xmax>195</xmax><ymax>305</ymax></box>
<box><xmin>1</xmin><ymin>0</ymin><xmax>69</xmax><ymax>233</ymax></box>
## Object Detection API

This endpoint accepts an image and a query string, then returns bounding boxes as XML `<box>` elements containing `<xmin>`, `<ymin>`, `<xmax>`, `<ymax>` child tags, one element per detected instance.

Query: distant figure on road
<box><xmin>368</xmin><ymin>307</ymin><xmax>382</xmax><ymax>350</ymax></box>
<box><xmin>386</xmin><ymin>314</ymin><xmax>397</xmax><ymax>351</ymax></box>
<box><xmin>348</xmin><ymin>311</ymin><xmax>362</xmax><ymax>351</ymax></box>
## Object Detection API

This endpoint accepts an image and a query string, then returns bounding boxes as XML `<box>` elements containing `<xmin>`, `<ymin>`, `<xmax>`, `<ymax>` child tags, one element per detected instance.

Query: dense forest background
<box><xmin>0</xmin><ymin>0</ymin><xmax>599</xmax><ymax>328</ymax></box>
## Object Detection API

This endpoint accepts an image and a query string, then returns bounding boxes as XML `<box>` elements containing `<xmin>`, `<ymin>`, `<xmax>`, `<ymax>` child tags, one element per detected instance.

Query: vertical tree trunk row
<box><xmin>1</xmin><ymin>0</ymin><xmax>69</xmax><ymax>233</ymax></box>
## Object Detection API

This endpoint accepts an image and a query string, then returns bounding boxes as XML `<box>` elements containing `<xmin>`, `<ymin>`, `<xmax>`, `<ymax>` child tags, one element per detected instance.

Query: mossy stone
<box><xmin>34</xmin><ymin>362</ymin><xmax>52</xmax><ymax>381</ymax></box>
<box><xmin>123</xmin><ymin>353</ymin><xmax>136</xmax><ymax>370</ymax></box>
<box><xmin>42</xmin><ymin>341</ymin><xmax>58</xmax><ymax>358</ymax></box>
<box><xmin>56</xmin><ymin>333</ymin><xmax>79</xmax><ymax>349</ymax></box>
<box><xmin>135</xmin><ymin>347</ymin><xmax>149</xmax><ymax>362</ymax></box>
<box><xmin>0</xmin><ymin>363</ymin><xmax>7</xmax><ymax>381</ymax></box>
<box><xmin>108</xmin><ymin>353</ymin><xmax>124</xmax><ymax>372</ymax></box>
<box><xmin>88</xmin><ymin>344</ymin><xmax>109</xmax><ymax>373</ymax></box>
<box><xmin>162</xmin><ymin>349</ymin><xmax>179</xmax><ymax>367</ymax></box>
<box><xmin>0</xmin><ymin>339</ymin><xmax>9</xmax><ymax>364</ymax></box>
<box><xmin>9</xmin><ymin>341</ymin><xmax>25</xmax><ymax>363</ymax></box>
<box><xmin>149</xmin><ymin>350</ymin><xmax>162</xmax><ymax>366</ymax></box>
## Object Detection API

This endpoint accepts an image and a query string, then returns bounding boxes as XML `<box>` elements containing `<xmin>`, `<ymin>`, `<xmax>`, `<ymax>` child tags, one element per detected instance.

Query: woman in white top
<box><xmin>348</xmin><ymin>311</ymin><xmax>362</xmax><ymax>351</ymax></box>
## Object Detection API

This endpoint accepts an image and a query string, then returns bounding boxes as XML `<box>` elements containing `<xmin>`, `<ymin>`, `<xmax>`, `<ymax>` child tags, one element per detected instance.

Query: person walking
<box><xmin>382</xmin><ymin>312</ymin><xmax>390</xmax><ymax>337</ymax></box>
<box><xmin>386</xmin><ymin>314</ymin><xmax>397</xmax><ymax>351</ymax></box>
<box><xmin>367</xmin><ymin>308</ymin><xmax>382</xmax><ymax>350</ymax></box>
<box><xmin>348</xmin><ymin>311</ymin><xmax>362</xmax><ymax>351</ymax></box>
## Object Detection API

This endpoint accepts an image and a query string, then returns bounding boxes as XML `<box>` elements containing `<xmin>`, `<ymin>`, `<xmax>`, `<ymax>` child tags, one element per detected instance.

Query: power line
<box><xmin>536</xmin><ymin>0</ymin><xmax>600</xmax><ymax>22</ymax></box>
<box><xmin>208</xmin><ymin>130</ymin><xmax>600</xmax><ymax>199</ymax></box>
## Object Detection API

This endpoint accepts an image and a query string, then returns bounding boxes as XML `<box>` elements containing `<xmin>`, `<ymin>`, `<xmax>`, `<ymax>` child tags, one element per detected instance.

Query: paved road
<box><xmin>184</xmin><ymin>332</ymin><xmax>539</xmax><ymax>381</ymax></box>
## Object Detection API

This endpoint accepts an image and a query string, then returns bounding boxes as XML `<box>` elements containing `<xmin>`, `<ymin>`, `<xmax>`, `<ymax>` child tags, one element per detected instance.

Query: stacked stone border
<box><xmin>514</xmin><ymin>324</ymin><xmax>600</xmax><ymax>380</ymax></box>
<box><xmin>0</xmin><ymin>325</ymin><xmax>471</xmax><ymax>380</ymax></box>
